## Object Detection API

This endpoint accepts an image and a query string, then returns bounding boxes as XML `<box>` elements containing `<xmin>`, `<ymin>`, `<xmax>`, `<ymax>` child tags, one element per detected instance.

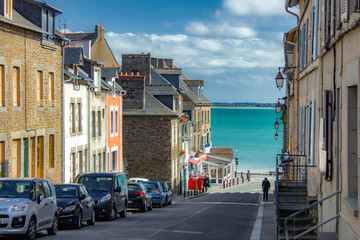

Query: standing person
<box><xmin>262</xmin><ymin>178</ymin><xmax>271</xmax><ymax>201</ymax></box>
<box><xmin>203</xmin><ymin>174</ymin><xmax>209</xmax><ymax>192</ymax></box>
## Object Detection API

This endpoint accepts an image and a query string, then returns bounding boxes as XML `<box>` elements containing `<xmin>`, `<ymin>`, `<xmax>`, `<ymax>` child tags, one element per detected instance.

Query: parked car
<box><xmin>55</xmin><ymin>184</ymin><xmax>96</xmax><ymax>229</ymax></box>
<box><xmin>127</xmin><ymin>182</ymin><xmax>152</xmax><ymax>212</ymax></box>
<box><xmin>0</xmin><ymin>178</ymin><xmax>58</xmax><ymax>240</ymax></box>
<box><xmin>75</xmin><ymin>172</ymin><xmax>128</xmax><ymax>220</ymax></box>
<box><xmin>140</xmin><ymin>181</ymin><xmax>166</xmax><ymax>208</ymax></box>
<box><xmin>129</xmin><ymin>177</ymin><xmax>149</xmax><ymax>183</ymax></box>
<box><xmin>160</xmin><ymin>182</ymin><xmax>172</xmax><ymax>205</ymax></box>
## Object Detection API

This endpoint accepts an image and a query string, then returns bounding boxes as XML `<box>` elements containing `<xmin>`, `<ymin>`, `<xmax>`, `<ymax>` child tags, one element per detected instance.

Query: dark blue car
<box><xmin>140</xmin><ymin>181</ymin><xmax>166</xmax><ymax>208</ymax></box>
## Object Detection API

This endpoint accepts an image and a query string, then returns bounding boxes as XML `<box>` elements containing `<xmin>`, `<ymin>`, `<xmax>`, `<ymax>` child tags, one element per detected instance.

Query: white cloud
<box><xmin>185</xmin><ymin>21</ymin><xmax>257</xmax><ymax>39</ymax></box>
<box><xmin>221</xmin><ymin>0</ymin><xmax>286</xmax><ymax>16</ymax></box>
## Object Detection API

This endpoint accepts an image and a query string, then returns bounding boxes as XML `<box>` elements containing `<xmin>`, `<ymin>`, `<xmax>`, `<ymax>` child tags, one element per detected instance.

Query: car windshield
<box><xmin>78</xmin><ymin>176</ymin><xmax>113</xmax><ymax>192</ymax></box>
<box><xmin>128</xmin><ymin>184</ymin><xmax>142</xmax><ymax>192</ymax></box>
<box><xmin>143</xmin><ymin>183</ymin><xmax>157</xmax><ymax>191</ymax></box>
<box><xmin>55</xmin><ymin>185</ymin><xmax>78</xmax><ymax>198</ymax></box>
<box><xmin>0</xmin><ymin>180</ymin><xmax>32</xmax><ymax>199</ymax></box>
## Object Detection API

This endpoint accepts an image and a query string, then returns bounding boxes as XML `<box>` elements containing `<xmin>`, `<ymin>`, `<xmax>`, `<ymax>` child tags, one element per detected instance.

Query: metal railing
<box><xmin>275</xmin><ymin>154</ymin><xmax>309</xmax><ymax>240</ymax></box>
<box><xmin>284</xmin><ymin>190</ymin><xmax>341</xmax><ymax>240</ymax></box>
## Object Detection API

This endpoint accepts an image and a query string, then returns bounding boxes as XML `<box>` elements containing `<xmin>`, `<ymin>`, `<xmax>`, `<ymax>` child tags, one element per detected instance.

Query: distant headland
<box><xmin>212</xmin><ymin>102</ymin><xmax>276</xmax><ymax>108</ymax></box>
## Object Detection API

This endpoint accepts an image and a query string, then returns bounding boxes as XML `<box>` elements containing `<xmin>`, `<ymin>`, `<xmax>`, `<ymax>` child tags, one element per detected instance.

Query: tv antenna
<box><xmin>59</xmin><ymin>19</ymin><xmax>71</xmax><ymax>33</ymax></box>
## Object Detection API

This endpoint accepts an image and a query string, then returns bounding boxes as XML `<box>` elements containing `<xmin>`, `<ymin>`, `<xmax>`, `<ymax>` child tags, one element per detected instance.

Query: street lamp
<box><xmin>275</xmin><ymin>100</ymin><xmax>282</xmax><ymax>113</ymax></box>
<box><xmin>275</xmin><ymin>133</ymin><xmax>279</xmax><ymax>140</ymax></box>
<box><xmin>275</xmin><ymin>70</ymin><xmax>284</xmax><ymax>90</ymax></box>
<box><xmin>274</xmin><ymin>120</ymin><xmax>280</xmax><ymax>130</ymax></box>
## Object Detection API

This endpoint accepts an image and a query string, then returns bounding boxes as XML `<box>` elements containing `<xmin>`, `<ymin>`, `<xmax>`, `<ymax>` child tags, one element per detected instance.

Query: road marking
<box><xmin>171</xmin><ymin>230</ymin><xmax>203</xmax><ymax>234</ymax></box>
<box><xmin>250</xmin><ymin>201</ymin><xmax>264</xmax><ymax>240</ymax></box>
<box><xmin>180</xmin><ymin>201</ymin><xmax>259</xmax><ymax>206</ymax></box>
<box><xmin>148</xmin><ymin>229</ymin><xmax>162</xmax><ymax>237</ymax></box>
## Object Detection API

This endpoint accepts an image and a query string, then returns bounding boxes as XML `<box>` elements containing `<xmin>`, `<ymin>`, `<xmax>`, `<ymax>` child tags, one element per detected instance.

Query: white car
<box><xmin>0</xmin><ymin>178</ymin><xmax>58</xmax><ymax>240</ymax></box>
<box><xmin>129</xmin><ymin>178</ymin><xmax>149</xmax><ymax>183</ymax></box>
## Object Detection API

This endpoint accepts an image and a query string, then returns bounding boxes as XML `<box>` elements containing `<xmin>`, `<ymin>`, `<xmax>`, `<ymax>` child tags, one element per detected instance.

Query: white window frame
<box><xmin>115</xmin><ymin>106</ymin><xmax>119</xmax><ymax>136</ymax></box>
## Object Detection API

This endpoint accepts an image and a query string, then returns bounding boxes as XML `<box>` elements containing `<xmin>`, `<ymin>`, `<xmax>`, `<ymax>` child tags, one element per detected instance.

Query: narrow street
<box><xmin>28</xmin><ymin>175</ymin><xmax>275</xmax><ymax>240</ymax></box>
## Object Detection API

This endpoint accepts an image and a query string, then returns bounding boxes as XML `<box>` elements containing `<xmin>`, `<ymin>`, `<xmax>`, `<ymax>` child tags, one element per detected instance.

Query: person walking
<box><xmin>203</xmin><ymin>174</ymin><xmax>210</xmax><ymax>192</ymax></box>
<box><xmin>262</xmin><ymin>178</ymin><xmax>271</xmax><ymax>201</ymax></box>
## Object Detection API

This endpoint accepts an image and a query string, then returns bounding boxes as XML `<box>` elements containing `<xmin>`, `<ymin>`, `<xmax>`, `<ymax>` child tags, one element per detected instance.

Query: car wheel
<box><xmin>87</xmin><ymin>209</ymin><xmax>96</xmax><ymax>225</ymax></box>
<box><xmin>141</xmin><ymin>200</ymin><xmax>147</xmax><ymax>212</ymax></box>
<box><xmin>74</xmin><ymin>212</ymin><xmax>82</xmax><ymax>229</ymax></box>
<box><xmin>148</xmin><ymin>201</ymin><xmax>153</xmax><ymax>211</ymax></box>
<box><xmin>24</xmin><ymin>217</ymin><xmax>36</xmax><ymax>240</ymax></box>
<box><xmin>162</xmin><ymin>198</ymin><xmax>166</xmax><ymax>207</ymax></box>
<box><xmin>120</xmin><ymin>204</ymin><xmax>127</xmax><ymax>218</ymax></box>
<box><xmin>107</xmin><ymin>206</ymin><xmax>117</xmax><ymax>221</ymax></box>
<box><xmin>47</xmin><ymin>214</ymin><xmax>58</xmax><ymax>235</ymax></box>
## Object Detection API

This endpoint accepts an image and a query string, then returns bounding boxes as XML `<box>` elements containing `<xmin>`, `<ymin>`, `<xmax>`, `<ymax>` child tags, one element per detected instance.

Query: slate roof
<box><xmin>123</xmin><ymin>91</ymin><xmax>181</xmax><ymax>117</ymax></box>
<box><xmin>101</xmin><ymin>67</ymin><xmax>120</xmax><ymax>78</ymax></box>
<box><xmin>64</xmin><ymin>47</ymin><xmax>84</xmax><ymax>65</ymax></box>
<box><xmin>64</xmin><ymin>32</ymin><xmax>97</xmax><ymax>45</ymax></box>
<box><xmin>151</xmin><ymin>67</ymin><xmax>171</xmax><ymax>85</ymax></box>
<box><xmin>64</xmin><ymin>68</ymin><xmax>80</xmax><ymax>79</ymax></box>
<box><xmin>146</xmin><ymin>85</ymin><xmax>179</xmax><ymax>96</ymax></box>
<box><xmin>0</xmin><ymin>10</ymin><xmax>46</xmax><ymax>34</ymax></box>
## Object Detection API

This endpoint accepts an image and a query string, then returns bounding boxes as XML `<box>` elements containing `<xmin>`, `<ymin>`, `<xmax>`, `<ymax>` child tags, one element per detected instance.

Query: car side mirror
<box><xmin>80</xmin><ymin>194</ymin><xmax>86</xmax><ymax>200</ymax></box>
<box><xmin>116</xmin><ymin>186</ymin><xmax>121</xmax><ymax>192</ymax></box>
<box><xmin>37</xmin><ymin>194</ymin><xmax>44</xmax><ymax>204</ymax></box>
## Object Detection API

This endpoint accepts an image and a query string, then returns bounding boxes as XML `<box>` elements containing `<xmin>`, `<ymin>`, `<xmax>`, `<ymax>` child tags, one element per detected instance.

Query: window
<box><xmin>323</xmin><ymin>90</ymin><xmax>333</xmax><ymax>180</ymax></box>
<box><xmin>4</xmin><ymin>0</ymin><xmax>13</xmax><ymax>18</ymax></box>
<box><xmin>98</xmin><ymin>153</ymin><xmax>102</xmax><ymax>172</ymax></box>
<box><xmin>78</xmin><ymin>103</ymin><xmax>82</xmax><ymax>132</ymax></box>
<box><xmin>98</xmin><ymin>111</ymin><xmax>101</xmax><ymax>136</ymax></box>
<box><xmin>298</xmin><ymin>107</ymin><xmax>306</xmax><ymax>154</ymax></box>
<box><xmin>92</xmin><ymin>111</ymin><xmax>96</xmax><ymax>137</ymax></box>
<box><xmin>0</xmin><ymin>65</ymin><xmax>4</xmax><ymax>107</ymax></box>
<box><xmin>71</xmin><ymin>103</ymin><xmax>75</xmax><ymax>133</ymax></box>
<box><xmin>78</xmin><ymin>151</ymin><xmax>83</xmax><ymax>174</ymax></box>
<box><xmin>13</xmin><ymin>67</ymin><xmax>20</xmax><ymax>107</ymax></box>
<box><xmin>12</xmin><ymin>139</ymin><xmax>21</xmax><ymax>177</ymax></box>
<box><xmin>94</xmin><ymin>69</ymin><xmax>100</xmax><ymax>90</ymax></box>
<box><xmin>110</xmin><ymin>110</ymin><xmax>114</xmax><ymax>134</ymax></box>
<box><xmin>42</xmin><ymin>9</ymin><xmax>55</xmax><ymax>42</ymax></box>
<box><xmin>347</xmin><ymin>86</ymin><xmax>357</xmax><ymax>197</ymax></box>
<box><xmin>37</xmin><ymin>71</ymin><xmax>44</xmax><ymax>107</ymax></box>
<box><xmin>49</xmin><ymin>135</ymin><xmax>54</xmax><ymax>169</ymax></box>
<box><xmin>115</xmin><ymin>109</ymin><xmax>118</xmax><ymax>134</ymax></box>
<box><xmin>0</xmin><ymin>141</ymin><xmax>5</xmax><ymax>177</ymax></box>
<box><xmin>307</xmin><ymin>101</ymin><xmax>316</xmax><ymax>165</ymax></box>
<box><xmin>49</xmin><ymin>72</ymin><xmax>55</xmax><ymax>106</ymax></box>
<box><xmin>70</xmin><ymin>152</ymin><xmax>76</xmax><ymax>181</ymax></box>
<box><xmin>111</xmin><ymin>150</ymin><xmax>117</xmax><ymax>171</ymax></box>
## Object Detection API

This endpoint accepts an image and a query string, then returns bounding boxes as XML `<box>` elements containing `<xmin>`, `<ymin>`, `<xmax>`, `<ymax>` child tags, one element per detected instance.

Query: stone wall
<box><xmin>123</xmin><ymin>115</ymin><xmax>173</xmax><ymax>183</ymax></box>
<box><xmin>0</xmin><ymin>22</ymin><xmax>63</xmax><ymax>183</ymax></box>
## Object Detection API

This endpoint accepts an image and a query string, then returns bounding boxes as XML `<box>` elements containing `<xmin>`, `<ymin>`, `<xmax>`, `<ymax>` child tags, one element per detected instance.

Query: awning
<box><xmin>189</xmin><ymin>158</ymin><xmax>199</xmax><ymax>165</ymax></box>
<box><xmin>199</xmin><ymin>156</ymin><xmax>208</xmax><ymax>161</ymax></box>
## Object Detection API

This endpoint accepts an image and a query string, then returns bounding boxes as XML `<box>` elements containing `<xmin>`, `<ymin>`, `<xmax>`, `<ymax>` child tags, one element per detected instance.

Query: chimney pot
<box><xmin>131</xmin><ymin>72</ymin><xmax>134</xmax><ymax>76</ymax></box>
<box><xmin>124</xmin><ymin>72</ymin><xmax>128</xmax><ymax>76</ymax></box>
<box><xmin>136</xmin><ymin>72</ymin><xmax>139</xmax><ymax>76</ymax></box>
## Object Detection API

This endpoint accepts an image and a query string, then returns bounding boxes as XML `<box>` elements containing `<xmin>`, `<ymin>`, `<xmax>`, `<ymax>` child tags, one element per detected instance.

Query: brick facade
<box><xmin>0</xmin><ymin>21</ymin><xmax>63</xmax><ymax>183</ymax></box>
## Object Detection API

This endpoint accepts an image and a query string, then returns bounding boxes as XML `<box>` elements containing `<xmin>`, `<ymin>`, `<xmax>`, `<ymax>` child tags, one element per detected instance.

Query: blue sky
<box><xmin>46</xmin><ymin>0</ymin><xmax>298</xmax><ymax>103</ymax></box>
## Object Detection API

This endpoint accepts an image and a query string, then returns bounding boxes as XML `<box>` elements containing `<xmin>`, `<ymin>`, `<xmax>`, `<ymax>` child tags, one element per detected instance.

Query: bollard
<box><xmin>247</xmin><ymin>170</ymin><xmax>250</xmax><ymax>182</ymax></box>
<box><xmin>237</xmin><ymin>177</ymin><xmax>239</xmax><ymax>185</ymax></box>
<box><xmin>233</xmin><ymin>179</ymin><xmax>235</xmax><ymax>186</ymax></box>
<box><xmin>242</xmin><ymin>176</ymin><xmax>244</xmax><ymax>183</ymax></box>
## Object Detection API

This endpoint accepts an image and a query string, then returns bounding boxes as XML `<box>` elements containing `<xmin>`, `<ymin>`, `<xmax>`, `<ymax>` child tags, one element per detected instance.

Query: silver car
<box><xmin>0</xmin><ymin>178</ymin><xmax>58</xmax><ymax>240</ymax></box>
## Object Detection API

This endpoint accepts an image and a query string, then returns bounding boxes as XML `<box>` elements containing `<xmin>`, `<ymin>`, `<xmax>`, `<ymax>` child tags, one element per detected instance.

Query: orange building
<box><xmin>102</xmin><ymin>67</ymin><xmax>125</xmax><ymax>172</ymax></box>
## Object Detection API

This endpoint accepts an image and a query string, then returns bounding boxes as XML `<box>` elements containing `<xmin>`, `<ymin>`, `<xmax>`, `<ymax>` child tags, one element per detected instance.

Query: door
<box><xmin>36</xmin><ymin>182</ymin><xmax>49</xmax><ymax>228</ymax></box>
<box><xmin>42</xmin><ymin>181</ymin><xmax>55</xmax><ymax>227</ymax></box>
<box><xmin>114</xmin><ymin>176</ymin><xmax>122</xmax><ymax>211</ymax></box>
<box><xmin>37</xmin><ymin>136</ymin><xmax>44</xmax><ymax>178</ymax></box>
<box><xmin>79</xmin><ymin>186</ymin><xmax>90</xmax><ymax>220</ymax></box>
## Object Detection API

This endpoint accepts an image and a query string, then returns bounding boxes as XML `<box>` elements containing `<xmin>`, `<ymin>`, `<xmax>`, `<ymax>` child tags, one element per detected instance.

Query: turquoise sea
<box><xmin>211</xmin><ymin>107</ymin><xmax>283</xmax><ymax>173</ymax></box>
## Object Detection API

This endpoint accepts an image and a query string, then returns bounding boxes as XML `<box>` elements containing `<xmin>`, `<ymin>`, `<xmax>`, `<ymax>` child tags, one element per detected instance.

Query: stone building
<box><xmin>0</xmin><ymin>0</ymin><xmax>63</xmax><ymax>183</ymax></box>
<box><xmin>282</xmin><ymin>0</ymin><xmax>360</xmax><ymax>239</ymax></box>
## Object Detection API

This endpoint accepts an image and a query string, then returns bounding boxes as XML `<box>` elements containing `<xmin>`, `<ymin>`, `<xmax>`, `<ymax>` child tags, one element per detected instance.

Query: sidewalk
<box><xmin>173</xmin><ymin>181</ymin><xmax>276</xmax><ymax>240</ymax></box>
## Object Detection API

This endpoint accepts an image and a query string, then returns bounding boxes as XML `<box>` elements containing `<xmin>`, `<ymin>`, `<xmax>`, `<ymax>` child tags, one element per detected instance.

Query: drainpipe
<box><xmin>88</xmin><ymin>84</ymin><xmax>91</xmax><ymax>171</ymax></box>
<box><xmin>62</xmin><ymin>41</ymin><xmax>65</xmax><ymax>183</ymax></box>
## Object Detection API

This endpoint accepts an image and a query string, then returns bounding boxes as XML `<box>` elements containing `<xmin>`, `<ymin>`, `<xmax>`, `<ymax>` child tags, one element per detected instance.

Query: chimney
<box><xmin>164</xmin><ymin>59</ymin><xmax>174</xmax><ymax>69</ymax></box>
<box><xmin>95</xmin><ymin>25</ymin><xmax>105</xmax><ymax>40</ymax></box>
<box><xmin>122</xmin><ymin>53</ymin><xmax>152</xmax><ymax>84</ymax></box>
<box><xmin>116</xmin><ymin>75</ymin><xmax>146</xmax><ymax>110</ymax></box>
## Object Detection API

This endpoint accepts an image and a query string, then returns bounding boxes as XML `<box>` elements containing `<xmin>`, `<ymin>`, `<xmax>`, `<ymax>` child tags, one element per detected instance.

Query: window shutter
<box><xmin>310</xmin><ymin>101</ymin><xmax>316</xmax><ymax>166</ymax></box>
<box><xmin>330</xmin><ymin>0</ymin><xmax>336</xmax><ymax>37</ymax></box>
<box><xmin>311</xmin><ymin>7</ymin><xmax>315</xmax><ymax>62</ymax></box>
<box><xmin>314</xmin><ymin>0</ymin><xmax>319</xmax><ymax>58</ymax></box>
<box><xmin>304</xmin><ymin>19</ymin><xmax>308</xmax><ymax>68</ymax></box>
<box><xmin>340</xmin><ymin>0</ymin><xmax>348</xmax><ymax>22</ymax></box>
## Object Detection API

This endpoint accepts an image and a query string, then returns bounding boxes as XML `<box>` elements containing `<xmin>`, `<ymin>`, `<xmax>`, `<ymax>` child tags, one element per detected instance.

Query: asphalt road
<box><xmin>1</xmin><ymin>175</ymin><xmax>275</xmax><ymax>240</ymax></box>
<box><xmin>18</xmin><ymin>192</ymin><xmax>260</xmax><ymax>240</ymax></box>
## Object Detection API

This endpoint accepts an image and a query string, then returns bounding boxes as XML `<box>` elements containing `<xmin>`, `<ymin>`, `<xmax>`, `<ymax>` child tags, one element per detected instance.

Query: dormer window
<box><xmin>93</xmin><ymin>68</ymin><xmax>100</xmax><ymax>91</ymax></box>
<box><xmin>4</xmin><ymin>0</ymin><xmax>13</xmax><ymax>18</ymax></box>
<box><xmin>42</xmin><ymin>8</ymin><xmax>55</xmax><ymax>42</ymax></box>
